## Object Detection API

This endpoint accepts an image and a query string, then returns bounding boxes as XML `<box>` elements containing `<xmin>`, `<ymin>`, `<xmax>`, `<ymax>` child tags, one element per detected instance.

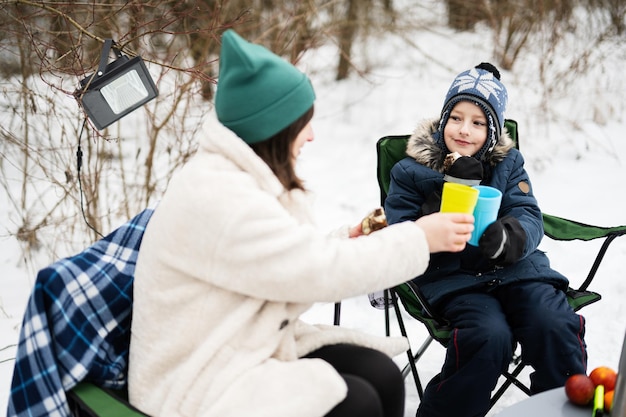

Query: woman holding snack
<box><xmin>384</xmin><ymin>63</ymin><xmax>588</xmax><ymax>417</ymax></box>
<box><xmin>128</xmin><ymin>30</ymin><xmax>474</xmax><ymax>417</ymax></box>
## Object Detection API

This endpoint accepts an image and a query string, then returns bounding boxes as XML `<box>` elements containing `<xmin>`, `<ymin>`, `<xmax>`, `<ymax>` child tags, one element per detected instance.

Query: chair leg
<box><xmin>400</xmin><ymin>336</ymin><xmax>434</xmax><ymax>379</ymax></box>
<box><xmin>488</xmin><ymin>361</ymin><xmax>532</xmax><ymax>411</ymax></box>
<box><xmin>390</xmin><ymin>288</ymin><xmax>425</xmax><ymax>399</ymax></box>
<box><xmin>384</xmin><ymin>289</ymin><xmax>391</xmax><ymax>337</ymax></box>
<box><xmin>383</xmin><ymin>288</ymin><xmax>534</xmax><ymax>408</ymax></box>
<box><xmin>336</xmin><ymin>291</ymin><xmax>426</xmax><ymax>398</ymax></box>
<box><xmin>333</xmin><ymin>302</ymin><xmax>341</xmax><ymax>325</ymax></box>
<box><xmin>579</xmin><ymin>233</ymin><xmax>620</xmax><ymax>291</ymax></box>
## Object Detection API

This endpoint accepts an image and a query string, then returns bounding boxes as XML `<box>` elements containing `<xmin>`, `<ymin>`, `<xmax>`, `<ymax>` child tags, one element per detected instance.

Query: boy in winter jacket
<box><xmin>384</xmin><ymin>63</ymin><xmax>588</xmax><ymax>417</ymax></box>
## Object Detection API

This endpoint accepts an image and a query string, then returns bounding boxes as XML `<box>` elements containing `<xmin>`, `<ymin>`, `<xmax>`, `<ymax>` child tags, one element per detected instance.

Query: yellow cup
<box><xmin>440</xmin><ymin>182</ymin><xmax>479</xmax><ymax>214</ymax></box>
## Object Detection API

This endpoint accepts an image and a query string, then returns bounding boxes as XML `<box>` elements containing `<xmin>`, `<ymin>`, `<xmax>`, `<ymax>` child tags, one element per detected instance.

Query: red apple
<box><xmin>565</xmin><ymin>374</ymin><xmax>595</xmax><ymax>406</ymax></box>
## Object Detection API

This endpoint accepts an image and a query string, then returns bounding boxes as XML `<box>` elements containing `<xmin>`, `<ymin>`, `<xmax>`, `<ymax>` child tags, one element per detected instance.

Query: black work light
<box><xmin>75</xmin><ymin>39</ymin><xmax>158</xmax><ymax>130</ymax></box>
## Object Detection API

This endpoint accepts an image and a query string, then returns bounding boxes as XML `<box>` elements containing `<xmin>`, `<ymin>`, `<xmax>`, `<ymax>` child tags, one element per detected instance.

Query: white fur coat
<box><xmin>129</xmin><ymin>113</ymin><xmax>432</xmax><ymax>417</ymax></box>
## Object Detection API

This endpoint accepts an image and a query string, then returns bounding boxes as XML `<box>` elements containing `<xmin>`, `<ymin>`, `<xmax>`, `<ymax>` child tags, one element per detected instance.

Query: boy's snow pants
<box><xmin>416</xmin><ymin>281</ymin><xmax>587</xmax><ymax>417</ymax></box>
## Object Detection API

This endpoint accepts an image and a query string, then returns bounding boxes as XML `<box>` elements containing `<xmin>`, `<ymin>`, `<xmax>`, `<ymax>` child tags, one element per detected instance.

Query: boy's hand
<box><xmin>479</xmin><ymin>216</ymin><xmax>526</xmax><ymax>265</ymax></box>
<box><xmin>445</xmin><ymin>156</ymin><xmax>483</xmax><ymax>183</ymax></box>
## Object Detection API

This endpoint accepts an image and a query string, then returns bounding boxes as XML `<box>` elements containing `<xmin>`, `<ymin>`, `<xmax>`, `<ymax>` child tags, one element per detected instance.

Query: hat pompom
<box><xmin>475</xmin><ymin>62</ymin><xmax>501</xmax><ymax>80</ymax></box>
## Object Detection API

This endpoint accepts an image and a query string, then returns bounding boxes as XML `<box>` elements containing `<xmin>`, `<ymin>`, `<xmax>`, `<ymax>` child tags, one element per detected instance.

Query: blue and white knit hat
<box><xmin>435</xmin><ymin>63</ymin><xmax>508</xmax><ymax>161</ymax></box>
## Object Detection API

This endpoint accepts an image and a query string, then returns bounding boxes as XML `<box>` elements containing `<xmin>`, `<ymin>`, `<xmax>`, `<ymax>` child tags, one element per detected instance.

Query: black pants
<box><xmin>417</xmin><ymin>281</ymin><xmax>587</xmax><ymax>417</ymax></box>
<box><xmin>304</xmin><ymin>344</ymin><xmax>405</xmax><ymax>417</ymax></box>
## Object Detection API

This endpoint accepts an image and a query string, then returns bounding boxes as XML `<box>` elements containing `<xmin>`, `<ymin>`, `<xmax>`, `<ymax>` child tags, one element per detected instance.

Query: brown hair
<box><xmin>250</xmin><ymin>106</ymin><xmax>314</xmax><ymax>191</ymax></box>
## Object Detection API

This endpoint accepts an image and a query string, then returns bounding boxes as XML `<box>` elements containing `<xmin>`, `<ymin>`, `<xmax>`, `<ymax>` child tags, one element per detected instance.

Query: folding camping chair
<box><xmin>7</xmin><ymin>208</ymin><xmax>154</xmax><ymax>417</ymax></box>
<box><xmin>374</xmin><ymin>120</ymin><xmax>626</xmax><ymax>410</ymax></box>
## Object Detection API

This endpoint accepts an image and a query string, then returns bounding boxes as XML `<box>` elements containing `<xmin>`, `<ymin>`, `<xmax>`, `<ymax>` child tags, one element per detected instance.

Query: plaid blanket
<box><xmin>7</xmin><ymin>208</ymin><xmax>154</xmax><ymax>417</ymax></box>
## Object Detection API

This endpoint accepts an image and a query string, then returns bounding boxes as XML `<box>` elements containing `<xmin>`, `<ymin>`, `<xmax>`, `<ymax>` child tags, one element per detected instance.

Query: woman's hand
<box><xmin>348</xmin><ymin>223</ymin><xmax>364</xmax><ymax>238</ymax></box>
<box><xmin>415</xmin><ymin>212</ymin><xmax>474</xmax><ymax>253</ymax></box>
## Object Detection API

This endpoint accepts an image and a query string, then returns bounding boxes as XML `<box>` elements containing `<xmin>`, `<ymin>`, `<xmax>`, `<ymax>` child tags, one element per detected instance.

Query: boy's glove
<box><xmin>479</xmin><ymin>216</ymin><xmax>526</xmax><ymax>266</ymax></box>
<box><xmin>444</xmin><ymin>155</ymin><xmax>483</xmax><ymax>186</ymax></box>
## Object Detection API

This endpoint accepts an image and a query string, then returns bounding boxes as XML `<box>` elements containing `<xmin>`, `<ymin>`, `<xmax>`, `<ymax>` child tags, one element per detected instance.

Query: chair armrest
<box><xmin>542</xmin><ymin>213</ymin><xmax>626</xmax><ymax>242</ymax></box>
<box><xmin>67</xmin><ymin>382</ymin><xmax>149</xmax><ymax>417</ymax></box>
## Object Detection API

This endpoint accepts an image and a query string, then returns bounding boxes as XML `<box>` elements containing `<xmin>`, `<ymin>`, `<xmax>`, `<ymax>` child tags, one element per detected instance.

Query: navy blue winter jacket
<box><xmin>384</xmin><ymin>119</ymin><xmax>569</xmax><ymax>308</ymax></box>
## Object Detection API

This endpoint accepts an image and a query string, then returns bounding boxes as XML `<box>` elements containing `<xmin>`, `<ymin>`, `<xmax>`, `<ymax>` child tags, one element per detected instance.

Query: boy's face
<box><xmin>443</xmin><ymin>101</ymin><xmax>488</xmax><ymax>157</ymax></box>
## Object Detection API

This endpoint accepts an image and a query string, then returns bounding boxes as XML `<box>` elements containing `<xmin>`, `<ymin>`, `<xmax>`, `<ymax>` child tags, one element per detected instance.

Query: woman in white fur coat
<box><xmin>128</xmin><ymin>30</ymin><xmax>474</xmax><ymax>417</ymax></box>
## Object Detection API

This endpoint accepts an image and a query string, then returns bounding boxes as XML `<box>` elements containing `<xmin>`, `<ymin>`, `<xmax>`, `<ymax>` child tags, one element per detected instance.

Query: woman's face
<box><xmin>443</xmin><ymin>101</ymin><xmax>488</xmax><ymax>156</ymax></box>
<box><xmin>291</xmin><ymin>121</ymin><xmax>314</xmax><ymax>160</ymax></box>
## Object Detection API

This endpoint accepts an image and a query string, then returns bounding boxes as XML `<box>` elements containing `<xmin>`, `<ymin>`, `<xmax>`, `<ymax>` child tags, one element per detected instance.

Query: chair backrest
<box><xmin>7</xmin><ymin>208</ymin><xmax>154</xmax><ymax>417</ymax></box>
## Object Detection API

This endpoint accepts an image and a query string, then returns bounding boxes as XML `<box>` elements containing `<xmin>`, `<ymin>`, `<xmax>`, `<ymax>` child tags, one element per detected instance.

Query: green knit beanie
<box><xmin>215</xmin><ymin>30</ymin><xmax>316</xmax><ymax>144</ymax></box>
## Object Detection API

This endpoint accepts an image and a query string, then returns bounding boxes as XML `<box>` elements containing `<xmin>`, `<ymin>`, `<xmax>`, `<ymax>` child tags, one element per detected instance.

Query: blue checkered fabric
<box><xmin>7</xmin><ymin>208</ymin><xmax>154</xmax><ymax>417</ymax></box>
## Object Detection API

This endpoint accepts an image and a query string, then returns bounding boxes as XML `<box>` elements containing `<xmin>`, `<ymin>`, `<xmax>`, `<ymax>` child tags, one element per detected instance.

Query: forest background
<box><xmin>2</xmin><ymin>0</ymin><xmax>624</xmax><ymax>260</ymax></box>
<box><xmin>1</xmin><ymin>0</ymin><xmax>625</xmax><ymax>415</ymax></box>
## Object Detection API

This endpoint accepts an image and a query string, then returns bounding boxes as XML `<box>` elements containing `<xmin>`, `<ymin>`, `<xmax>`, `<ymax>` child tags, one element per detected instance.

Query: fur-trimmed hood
<box><xmin>406</xmin><ymin>118</ymin><xmax>515</xmax><ymax>173</ymax></box>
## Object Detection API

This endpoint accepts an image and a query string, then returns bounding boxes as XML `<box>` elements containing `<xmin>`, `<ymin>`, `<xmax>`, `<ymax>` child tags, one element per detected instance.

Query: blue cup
<box><xmin>469</xmin><ymin>185</ymin><xmax>503</xmax><ymax>246</ymax></box>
